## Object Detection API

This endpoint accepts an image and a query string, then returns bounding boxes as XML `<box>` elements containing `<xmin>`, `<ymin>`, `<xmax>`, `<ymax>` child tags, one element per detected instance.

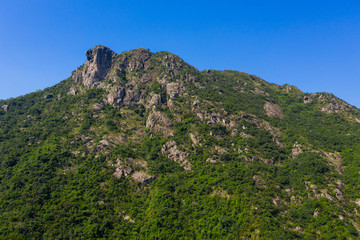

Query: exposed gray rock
<box><xmin>317</xmin><ymin>94</ymin><xmax>353</xmax><ymax>114</ymax></box>
<box><xmin>272</xmin><ymin>197</ymin><xmax>281</xmax><ymax>206</ymax></box>
<box><xmin>333</xmin><ymin>188</ymin><xmax>345</xmax><ymax>201</ymax></box>
<box><xmin>123</xmin><ymin>166</ymin><xmax>134</xmax><ymax>177</ymax></box>
<box><xmin>1</xmin><ymin>105</ymin><xmax>8</xmax><ymax>112</ymax></box>
<box><xmin>107</xmin><ymin>86</ymin><xmax>125</xmax><ymax>106</ymax></box>
<box><xmin>293</xmin><ymin>226</ymin><xmax>304</xmax><ymax>233</ymax></box>
<box><xmin>189</xmin><ymin>133</ymin><xmax>200</xmax><ymax>146</ymax></box>
<box><xmin>215</xmin><ymin>145</ymin><xmax>228</xmax><ymax>154</ymax></box>
<box><xmin>68</xmin><ymin>86</ymin><xmax>80</xmax><ymax>96</ymax></box>
<box><xmin>238</xmin><ymin>113</ymin><xmax>283</xmax><ymax>146</ymax></box>
<box><xmin>92</xmin><ymin>103</ymin><xmax>103</xmax><ymax>110</ymax></box>
<box><xmin>336</xmin><ymin>180</ymin><xmax>345</xmax><ymax>189</ymax></box>
<box><xmin>146</xmin><ymin>107</ymin><xmax>173</xmax><ymax>137</ymax></box>
<box><xmin>160</xmin><ymin>53</ymin><xmax>185</xmax><ymax>69</ymax></box>
<box><xmin>131</xmin><ymin>171</ymin><xmax>155</xmax><ymax>184</ymax></box>
<box><xmin>210</xmin><ymin>187</ymin><xmax>230</xmax><ymax>199</ymax></box>
<box><xmin>292</xmin><ymin>143</ymin><xmax>303</xmax><ymax>158</ymax></box>
<box><xmin>111</xmin><ymin>159</ymin><xmax>134</xmax><ymax>179</ymax></box>
<box><xmin>113</xmin><ymin>168</ymin><xmax>123</xmax><ymax>179</ymax></box>
<box><xmin>166</xmin><ymin>82</ymin><xmax>180</xmax><ymax>99</ymax></box>
<box><xmin>123</xmin><ymin>215</ymin><xmax>135</xmax><ymax>223</ymax></box>
<box><xmin>253</xmin><ymin>87</ymin><xmax>265</xmax><ymax>95</ymax></box>
<box><xmin>162</xmin><ymin>141</ymin><xmax>191</xmax><ymax>171</ymax></box>
<box><xmin>122</xmin><ymin>89</ymin><xmax>143</xmax><ymax>106</ymax></box>
<box><xmin>285</xmin><ymin>188</ymin><xmax>293</xmax><ymax>195</ymax></box>
<box><xmin>206</xmin><ymin>158</ymin><xmax>217</xmax><ymax>164</ymax></box>
<box><xmin>264</xmin><ymin>102</ymin><xmax>284</xmax><ymax>119</ymax></box>
<box><xmin>118</xmin><ymin>48</ymin><xmax>152</xmax><ymax>72</ymax></box>
<box><xmin>72</xmin><ymin>45</ymin><xmax>115</xmax><ymax>88</ymax></box>
<box><xmin>128</xmin><ymin>158</ymin><xmax>148</xmax><ymax>168</ymax></box>
<box><xmin>146</xmin><ymin>93</ymin><xmax>161</xmax><ymax>108</ymax></box>
<box><xmin>313</xmin><ymin>210</ymin><xmax>319</xmax><ymax>218</ymax></box>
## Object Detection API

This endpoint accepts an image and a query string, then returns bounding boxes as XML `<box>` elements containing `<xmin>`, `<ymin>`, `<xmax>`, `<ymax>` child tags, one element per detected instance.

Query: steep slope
<box><xmin>1</xmin><ymin>45</ymin><xmax>360</xmax><ymax>239</ymax></box>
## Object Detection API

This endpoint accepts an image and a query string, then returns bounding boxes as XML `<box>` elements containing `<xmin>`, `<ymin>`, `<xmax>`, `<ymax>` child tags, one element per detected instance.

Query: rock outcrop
<box><xmin>72</xmin><ymin>45</ymin><xmax>116</xmax><ymax>88</ymax></box>
<box><xmin>131</xmin><ymin>171</ymin><xmax>155</xmax><ymax>184</ymax></box>
<box><xmin>264</xmin><ymin>102</ymin><xmax>284</xmax><ymax>119</ymax></box>
<box><xmin>1</xmin><ymin>105</ymin><xmax>8</xmax><ymax>112</ymax></box>
<box><xmin>162</xmin><ymin>141</ymin><xmax>191</xmax><ymax>171</ymax></box>
<box><xmin>146</xmin><ymin>107</ymin><xmax>173</xmax><ymax>137</ymax></box>
<box><xmin>107</xmin><ymin>87</ymin><xmax>125</xmax><ymax>106</ymax></box>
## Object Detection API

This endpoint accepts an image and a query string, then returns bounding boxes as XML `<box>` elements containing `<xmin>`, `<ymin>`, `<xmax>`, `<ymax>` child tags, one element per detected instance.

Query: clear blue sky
<box><xmin>1</xmin><ymin>0</ymin><xmax>359</xmax><ymax>107</ymax></box>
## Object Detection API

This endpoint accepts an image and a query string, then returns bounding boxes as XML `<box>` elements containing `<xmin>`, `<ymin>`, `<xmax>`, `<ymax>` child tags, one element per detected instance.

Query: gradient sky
<box><xmin>1</xmin><ymin>0</ymin><xmax>359</xmax><ymax>107</ymax></box>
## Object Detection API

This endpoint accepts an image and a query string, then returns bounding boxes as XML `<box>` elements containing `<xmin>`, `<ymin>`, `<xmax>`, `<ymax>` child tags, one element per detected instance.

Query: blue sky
<box><xmin>1</xmin><ymin>0</ymin><xmax>359</xmax><ymax>107</ymax></box>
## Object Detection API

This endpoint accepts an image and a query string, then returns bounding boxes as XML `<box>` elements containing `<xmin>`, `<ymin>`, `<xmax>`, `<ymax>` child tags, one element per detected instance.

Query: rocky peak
<box><xmin>115</xmin><ymin>48</ymin><xmax>152</xmax><ymax>72</ymax></box>
<box><xmin>72</xmin><ymin>45</ymin><xmax>116</xmax><ymax>88</ymax></box>
<box><xmin>85</xmin><ymin>45</ymin><xmax>114</xmax><ymax>66</ymax></box>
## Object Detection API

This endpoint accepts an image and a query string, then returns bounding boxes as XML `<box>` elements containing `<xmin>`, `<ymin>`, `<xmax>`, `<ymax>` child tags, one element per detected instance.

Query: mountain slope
<box><xmin>1</xmin><ymin>45</ymin><xmax>360</xmax><ymax>239</ymax></box>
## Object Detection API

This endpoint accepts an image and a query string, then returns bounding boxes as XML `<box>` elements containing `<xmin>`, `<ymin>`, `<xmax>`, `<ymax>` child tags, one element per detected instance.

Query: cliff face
<box><xmin>72</xmin><ymin>45</ymin><xmax>116</xmax><ymax>88</ymax></box>
<box><xmin>1</xmin><ymin>45</ymin><xmax>360</xmax><ymax>239</ymax></box>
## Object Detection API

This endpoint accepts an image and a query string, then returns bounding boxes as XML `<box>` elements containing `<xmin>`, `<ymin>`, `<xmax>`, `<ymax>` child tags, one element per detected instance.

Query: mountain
<box><xmin>1</xmin><ymin>45</ymin><xmax>360</xmax><ymax>239</ymax></box>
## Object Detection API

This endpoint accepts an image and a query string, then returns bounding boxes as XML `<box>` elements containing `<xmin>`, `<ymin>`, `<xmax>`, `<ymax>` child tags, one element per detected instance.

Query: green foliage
<box><xmin>0</xmin><ymin>55</ymin><xmax>360</xmax><ymax>239</ymax></box>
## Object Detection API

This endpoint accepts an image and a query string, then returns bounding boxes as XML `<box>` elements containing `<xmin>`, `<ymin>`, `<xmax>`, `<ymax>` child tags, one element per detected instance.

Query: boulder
<box><xmin>107</xmin><ymin>87</ymin><xmax>125</xmax><ymax>106</ymax></box>
<box><xmin>166</xmin><ymin>82</ymin><xmax>180</xmax><ymax>99</ymax></box>
<box><xmin>162</xmin><ymin>141</ymin><xmax>191</xmax><ymax>170</ymax></box>
<box><xmin>131</xmin><ymin>171</ymin><xmax>155</xmax><ymax>184</ymax></box>
<box><xmin>1</xmin><ymin>105</ymin><xmax>8</xmax><ymax>112</ymax></box>
<box><xmin>146</xmin><ymin>93</ymin><xmax>161</xmax><ymax>108</ymax></box>
<box><xmin>264</xmin><ymin>102</ymin><xmax>284</xmax><ymax>119</ymax></box>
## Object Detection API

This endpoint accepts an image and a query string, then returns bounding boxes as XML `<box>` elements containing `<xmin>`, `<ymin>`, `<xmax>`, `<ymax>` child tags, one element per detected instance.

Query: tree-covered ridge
<box><xmin>0</xmin><ymin>46</ymin><xmax>360</xmax><ymax>239</ymax></box>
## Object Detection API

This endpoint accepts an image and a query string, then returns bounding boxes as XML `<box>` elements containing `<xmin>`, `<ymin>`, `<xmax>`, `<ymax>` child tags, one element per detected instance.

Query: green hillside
<box><xmin>1</xmin><ymin>45</ymin><xmax>360</xmax><ymax>239</ymax></box>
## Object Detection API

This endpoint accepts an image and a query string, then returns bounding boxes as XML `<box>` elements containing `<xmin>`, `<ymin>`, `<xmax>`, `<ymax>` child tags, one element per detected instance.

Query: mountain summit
<box><xmin>1</xmin><ymin>46</ymin><xmax>360</xmax><ymax>239</ymax></box>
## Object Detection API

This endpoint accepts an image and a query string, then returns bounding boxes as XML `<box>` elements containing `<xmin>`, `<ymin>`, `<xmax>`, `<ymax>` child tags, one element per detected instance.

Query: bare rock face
<box><xmin>162</xmin><ymin>141</ymin><xmax>191</xmax><ymax>171</ymax></box>
<box><xmin>131</xmin><ymin>171</ymin><xmax>155</xmax><ymax>184</ymax></box>
<box><xmin>206</xmin><ymin>158</ymin><xmax>217</xmax><ymax>164</ymax></box>
<box><xmin>189</xmin><ymin>133</ymin><xmax>200</xmax><ymax>145</ymax></box>
<box><xmin>92</xmin><ymin>103</ymin><xmax>103</xmax><ymax>111</ymax></box>
<box><xmin>116</xmin><ymin>48</ymin><xmax>152</xmax><ymax>72</ymax></box>
<box><xmin>146</xmin><ymin>93</ymin><xmax>161</xmax><ymax>109</ymax></box>
<box><xmin>122</xmin><ymin>89</ymin><xmax>144</xmax><ymax>106</ymax></box>
<box><xmin>336</xmin><ymin>179</ymin><xmax>345</xmax><ymax>189</ymax></box>
<box><xmin>333</xmin><ymin>188</ymin><xmax>345</xmax><ymax>201</ymax></box>
<box><xmin>146</xmin><ymin>107</ymin><xmax>173</xmax><ymax>137</ymax></box>
<box><xmin>292</xmin><ymin>143</ymin><xmax>303</xmax><ymax>158</ymax></box>
<box><xmin>111</xmin><ymin>159</ymin><xmax>134</xmax><ymax>179</ymax></box>
<box><xmin>166</xmin><ymin>82</ymin><xmax>180</xmax><ymax>99</ymax></box>
<box><xmin>264</xmin><ymin>102</ymin><xmax>284</xmax><ymax>119</ymax></box>
<box><xmin>72</xmin><ymin>45</ymin><xmax>115</xmax><ymax>88</ymax></box>
<box><xmin>317</xmin><ymin>94</ymin><xmax>354</xmax><ymax>114</ymax></box>
<box><xmin>1</xmin><ymin>105</ymin><xmax>8</xmax><ymax>112</ymax></box>
<box><xmin>272</xmin><ymin>197</ymin><xmax>281</xmax><ymax>206</ymax></box>
<box><xmin>107</xmin><ymin>87</ymin><xmax>125</xmax><ymax>106</ymax></box>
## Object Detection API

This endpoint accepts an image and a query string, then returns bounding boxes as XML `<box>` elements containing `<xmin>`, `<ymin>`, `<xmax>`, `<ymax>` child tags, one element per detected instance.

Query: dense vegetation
<box><xmin>1</xmin><ymin>46</ymin><xmax>360</xmax><ymax>239</ymax></box>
